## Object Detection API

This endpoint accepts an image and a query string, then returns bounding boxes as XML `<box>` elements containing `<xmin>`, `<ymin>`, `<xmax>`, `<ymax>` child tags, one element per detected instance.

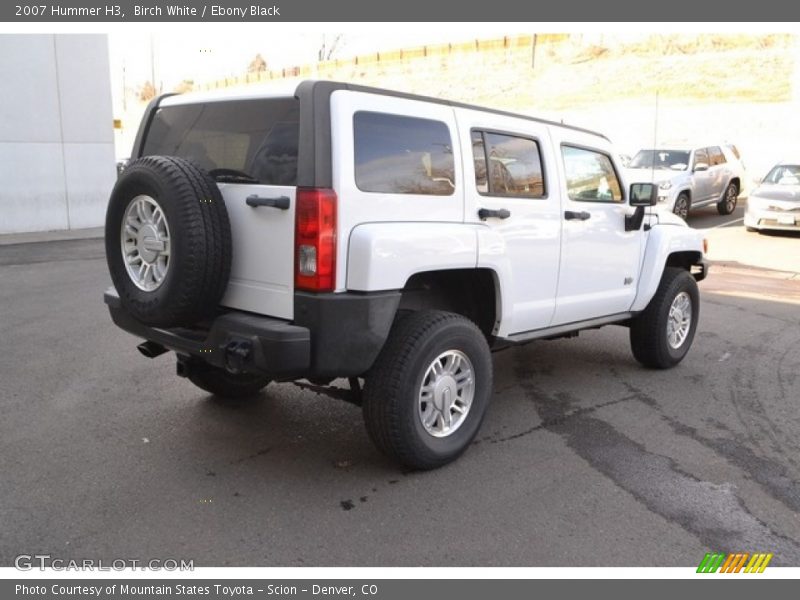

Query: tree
<box><xmin>248</xmin><ymin>53</ymin><xmax>268</xmax><ymax>73</ymax></box>
<box><xmin>318</xmin><ymin>34</ymin><xmax>343</xmax><ymax>61</ymax></box>
<box><xmin>138</xmin><ymin>81</ymin><xmax>156</xmax><ymax>101</ymax></box>
<box><xmin>174</xmin><ymin>79</ymin><xmax>194</xmax><ymax>94</ymax></box>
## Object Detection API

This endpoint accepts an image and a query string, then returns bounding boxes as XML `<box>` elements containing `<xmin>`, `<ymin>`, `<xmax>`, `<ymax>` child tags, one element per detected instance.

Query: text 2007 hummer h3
<box><xmin>104</xmin><ymin>81</ymin><xmax>707</xmax><ymax>469</ymax></box>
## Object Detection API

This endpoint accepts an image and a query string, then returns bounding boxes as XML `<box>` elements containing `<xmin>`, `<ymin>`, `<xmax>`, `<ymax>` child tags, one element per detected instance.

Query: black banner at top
<box><xmin>1</xmin><ymin>0</ymin><xmax>799</xmax><ymax>22</ymax></box>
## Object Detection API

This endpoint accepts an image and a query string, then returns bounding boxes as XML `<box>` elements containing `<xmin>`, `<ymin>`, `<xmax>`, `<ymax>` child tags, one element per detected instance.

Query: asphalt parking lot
<box><xmin>1</xmin><ymin>206</ymin><xmax>799</xmax><ymax>567</ymax></box>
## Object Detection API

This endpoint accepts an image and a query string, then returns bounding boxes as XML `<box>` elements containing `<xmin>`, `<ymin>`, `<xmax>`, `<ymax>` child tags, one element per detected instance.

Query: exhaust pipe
<box><xmin>137</xmin><ymin>341</ymin><xmax>168</xmax><ymax>359</ymax></box>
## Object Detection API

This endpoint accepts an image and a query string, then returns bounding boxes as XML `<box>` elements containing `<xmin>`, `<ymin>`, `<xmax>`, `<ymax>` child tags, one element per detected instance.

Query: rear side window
<box><xmin>471</xmin><ymin>130</ymin><xmax>545</xmax><ymax>198</ymax></box>
<box><xmin>353</xmin><ymin>111</ymin><xmax>455</xmax><ymax>195</ymax></box>
<box><xmin>561</xmin><ymin>146</ymin><xmax>623</xmax><ymax>203</ymax></box>
<box><xmin>142</xmin><ymin>98</ymin><xmax>299</xmax><ymax>185</ymax></box>
<box><xmin>708</xmin><ymin>146</ymin><xmax>726</xmax><ymax>166</ymax></box>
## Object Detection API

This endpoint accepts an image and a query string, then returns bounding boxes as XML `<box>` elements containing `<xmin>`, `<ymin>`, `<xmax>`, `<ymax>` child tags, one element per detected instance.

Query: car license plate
<box><xmin>777</xmin><ymin>215</ymin><xmax>796</xmax><ymax>225</ymax></box>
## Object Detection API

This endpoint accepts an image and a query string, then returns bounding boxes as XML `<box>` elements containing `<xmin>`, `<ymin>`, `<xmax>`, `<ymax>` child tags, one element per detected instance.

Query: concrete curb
<box><xmin>0</xmin><ymin>227</ymin><xmax>104</xmax><ymax>246</ymax></box>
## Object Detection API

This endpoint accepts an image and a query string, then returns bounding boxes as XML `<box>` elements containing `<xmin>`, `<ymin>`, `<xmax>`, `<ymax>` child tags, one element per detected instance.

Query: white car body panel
<box><xmin>218</xmin><ymin>184</ymin><xmax>297</xmax><ymax>319</ymax></box>
<box><xmin>346</xmin><ymin>223</ymin><xmax>478</xmax><ymax>291</ymax></box>
<box><xmin>631</xmin><ymin>218</ymin><xmax>705</xmax><ymax>312</ymax></box>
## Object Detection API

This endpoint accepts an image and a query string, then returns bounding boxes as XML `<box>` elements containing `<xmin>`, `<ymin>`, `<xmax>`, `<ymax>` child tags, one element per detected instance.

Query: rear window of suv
<box><xmin>142</xmin><ymin>98</ymin><xmax>299</xmax><ymax>186</ymax></box>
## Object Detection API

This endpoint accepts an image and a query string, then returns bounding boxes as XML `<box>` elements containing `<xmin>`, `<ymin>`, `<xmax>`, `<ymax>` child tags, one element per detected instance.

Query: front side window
<box><xmin>472</xmin><ymin>130</ymin><xmax>545</xmax><ymax>198</ymax></box>
<box><xmin>561</xmin><ymin>146</ymin><xmax>623</xmax><ymax>202</ymax></box>
<box><xmin>353</xmin><ymin>112</ymin><xmax>455</xmax><ymax>195</ymax></box>
<box><xmin>693</xmin><ymin>148</ymin><xmax>709</xmax><ymax>169</ymax></box>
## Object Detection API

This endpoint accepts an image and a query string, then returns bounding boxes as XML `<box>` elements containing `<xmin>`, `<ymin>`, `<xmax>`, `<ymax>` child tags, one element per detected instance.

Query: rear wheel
<box><xmin>363</xmin><ymin>311</ymin><xmax>492</xmax><ymax>470</ymax></box>
<box><xmin>673</xmin><ymin>193</ymin><xmax>690</xmax><ymax>220</ymax></box>
<box><xmin>185</xmin><ymin>361</ymin><xmax>271</xmax><ymax>399</ymax></box>
<box><xmin>717</xmin><ymin>182</ymin><xmax>738</xmax><ymax>215</ymax></box>
<box><xmin>630</xmin><ymin>267</ymin><xmax>699</xmax><ymax>369</ymax></box>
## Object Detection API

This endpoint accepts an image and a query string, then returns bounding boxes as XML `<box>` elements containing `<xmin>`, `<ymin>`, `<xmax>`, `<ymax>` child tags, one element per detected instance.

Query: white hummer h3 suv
<box><xmin>104</xmin><ymin>81</ymin><xmax>707</xmax><ymax>469</ymax></box>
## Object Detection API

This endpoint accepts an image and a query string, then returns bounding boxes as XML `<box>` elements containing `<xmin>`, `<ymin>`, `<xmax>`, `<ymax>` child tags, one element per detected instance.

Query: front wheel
<box><xmin>717</xmin><ymin>182</ymin><xmax>738</xmax><ymax>215</ymax></box>
<box><xmin>630</xmin><ymin>267</ymin><xmax>699</xmax><ymax>369</ymax></box>
<box><xmin>673</xmin><ymin>193</ymin><xmax>690</xmax><ymax>221</ymax></box>
<box><xmin>363</xmin><ymin>311</ymin><xmax>493</xmax><ymax>470</ymax></box>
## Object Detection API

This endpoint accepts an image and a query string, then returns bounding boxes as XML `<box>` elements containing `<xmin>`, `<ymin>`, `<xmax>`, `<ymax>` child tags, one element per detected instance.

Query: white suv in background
<box><xmin>626</xmin><ymin>144</ymin><xmax>745</xmax><ymax>220</ymax></box>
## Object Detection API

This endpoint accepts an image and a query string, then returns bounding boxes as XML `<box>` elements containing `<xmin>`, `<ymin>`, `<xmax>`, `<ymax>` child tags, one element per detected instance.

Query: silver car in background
<box><xmin>626</xmin><ymin>144</ymin><xmax>744</xmax><ymax>220</ymax></box>
<box><xmin>745</xmin><ymin>162</ymin><xmax>800</xmax><ymax>232</ymax></box>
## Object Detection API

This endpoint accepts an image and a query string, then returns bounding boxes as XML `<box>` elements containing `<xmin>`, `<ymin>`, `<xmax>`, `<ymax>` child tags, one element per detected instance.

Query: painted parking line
<box><xmin>699</xmin><ymin>217</ymin><xmax>744</xmax><ymax>231</ymax></box>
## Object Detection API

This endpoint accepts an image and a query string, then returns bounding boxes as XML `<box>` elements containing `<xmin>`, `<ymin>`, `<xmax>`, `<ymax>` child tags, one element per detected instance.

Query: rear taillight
<box><xmin>295</xmin><ymin>187</ymin><xmax>337</xmax><ymax>292</ymax></box>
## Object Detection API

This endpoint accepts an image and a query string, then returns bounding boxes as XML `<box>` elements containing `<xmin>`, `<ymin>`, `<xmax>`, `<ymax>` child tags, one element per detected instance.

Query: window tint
<box><xmin>708</xmin><ymin>146</ymin><xmax>726</xmax><ymax>166</ymax></box>
<box><xmin>561</xmin><ymin>146</ymin><xmax>623</xmax><ymax>202</ymax></box>
<box><xmin>353</xmin><ymin>112</ymin><xmax>455</xmax><ymax>195</ymax></box>
<box><xmin>142</xmin><ymin>98</ymin><xmax>299</xmax><ymax>185</ymax></box>
<box><xmin>629</xmin><ymin>149</ymin><xmax>689</xmax><ymax>171</ymax></box>
<box><xmin>472</xmin><ymin>131</ymin><xmax>545</xmax><ymax>197</ymax></box>
<box><xmin>693</xmin><ymin>148</ymin><xmax>709</xmax><ymax>168</ymax></box>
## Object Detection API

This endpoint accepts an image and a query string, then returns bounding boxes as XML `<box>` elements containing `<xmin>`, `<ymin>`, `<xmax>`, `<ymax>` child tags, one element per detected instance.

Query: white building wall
<box><xmin>0</xmin><ymin>34</ymin><xmax>116</xmax><ymax>234</ymax></box>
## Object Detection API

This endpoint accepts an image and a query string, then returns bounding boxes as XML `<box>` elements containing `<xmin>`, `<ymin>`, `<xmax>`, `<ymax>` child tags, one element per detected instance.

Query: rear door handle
<box><xmin>564</xmin><ymin>210</ymin><xmax>591</xmax><ymax>221</ymax></box>
<box><xmin>246</xmin><ymin>195</ymin><xmax>290</xmax><ymax>210</ymax></box>
<box><xmin>478</xmin><ymin>208</ymin><xmax>511</xmax><ymax>220</ymax></box>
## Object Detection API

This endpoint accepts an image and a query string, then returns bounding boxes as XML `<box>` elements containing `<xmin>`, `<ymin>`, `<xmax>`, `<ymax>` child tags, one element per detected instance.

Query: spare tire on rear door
<box><xmin>105</xmin><ymin>155</ymin><xmax>232</xmax><ymax>327</ymax></box>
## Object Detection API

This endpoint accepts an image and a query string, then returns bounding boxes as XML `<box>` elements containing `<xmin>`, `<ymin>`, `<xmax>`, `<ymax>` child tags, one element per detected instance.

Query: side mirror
<box><xmin>693</xmin><ymin>162</ymin><xmax>709</xmax><ymax>172</ymax></box>
<box><xmin>629</xmin><ymin>182</ymin><xmax>657</xmax><ymax>207</ymax></box>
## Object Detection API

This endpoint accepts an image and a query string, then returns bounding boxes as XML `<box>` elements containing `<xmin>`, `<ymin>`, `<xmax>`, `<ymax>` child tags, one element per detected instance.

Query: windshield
<box><xmin>763</xmin><ymin>165</ymin><xmax>800</xmax><ymax>185</ymax></box>
<box><xmin>629</xmin><ymin>149</ymin><xmax>690</xmax><ymax>171</ymax></box>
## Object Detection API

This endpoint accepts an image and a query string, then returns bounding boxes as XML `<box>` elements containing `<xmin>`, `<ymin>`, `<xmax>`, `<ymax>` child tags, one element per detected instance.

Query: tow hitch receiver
<box><xmin>224</xmin><ymin>339</ymin><xmax>253</xmax><ymax>373</ymax></box>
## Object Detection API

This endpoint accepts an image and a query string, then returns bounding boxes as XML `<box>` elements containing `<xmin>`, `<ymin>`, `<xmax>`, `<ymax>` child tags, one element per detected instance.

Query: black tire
<box><xmin>363</xmin><ymin>311</ymin><xmax>492</xmax><ymax>470</ymax></box>
<box><xmin>717</xmin><ymin>181</ymin><xmax>738</xmax><ymax>215</ymax></box>
<box><xmin>105</xmin><ymin>156</ymin><xmax>231</xmax><ymax>327</ymax></box>
<box><xmin>673</xmin><ymin>193</ymin><xmax>690</xmax><ymax>220</ymax></box>
<box><xmin>630</xmin><ymin>267</ymin><xmax>699</xmax><ymax>369</ymax></box>
<box><xmin>186</xmin><ymin>362</ymin><xmax>271</xmax><ymax>399</ymax></box>
<box><xmin>745</xmin><ymin>226</ymin><xmax>759</xmax><ymax>233</ymax></box>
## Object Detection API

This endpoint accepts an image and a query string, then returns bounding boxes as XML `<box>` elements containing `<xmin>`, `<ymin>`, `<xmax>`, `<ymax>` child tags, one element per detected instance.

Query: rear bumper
<box><xmin>104</xmin><ymin>287</ymin><xmax>402</xmax><ymax>379</ymax></box>
<box><xmin>105</xmin><ymin>289</ymin><xmax>311</xmax><ymax>378</ymax></box>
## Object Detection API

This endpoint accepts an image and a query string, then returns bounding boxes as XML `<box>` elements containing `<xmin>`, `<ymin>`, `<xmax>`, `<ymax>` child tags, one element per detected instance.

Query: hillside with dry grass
<box><xmin>195</xmin><ymin>34</ymin><xmax>796</xmax><ymax>110</ymax></box>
